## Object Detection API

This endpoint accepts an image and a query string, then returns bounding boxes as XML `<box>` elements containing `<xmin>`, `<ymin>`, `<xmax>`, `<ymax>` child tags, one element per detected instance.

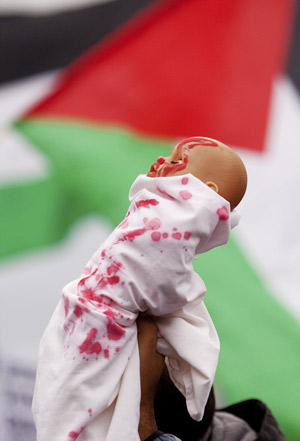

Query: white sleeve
<box><xmin>155</xmin><ymin>298</ymin><xmax>220</xmax><ymax>421</ymax></box>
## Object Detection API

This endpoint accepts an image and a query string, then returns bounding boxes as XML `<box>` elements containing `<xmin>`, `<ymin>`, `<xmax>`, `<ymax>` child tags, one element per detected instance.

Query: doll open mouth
<box><xmin>147</xmin><ymin>160</ymin><xmax>164</xmax><ymax>177</ymax></box>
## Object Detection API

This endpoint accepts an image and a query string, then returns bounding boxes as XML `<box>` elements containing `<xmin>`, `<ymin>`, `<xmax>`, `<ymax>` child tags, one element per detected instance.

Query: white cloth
<box><xmin>32</xmin><ymin>174</ymin><xmax>239</xmax><ymax>441</ymax></box>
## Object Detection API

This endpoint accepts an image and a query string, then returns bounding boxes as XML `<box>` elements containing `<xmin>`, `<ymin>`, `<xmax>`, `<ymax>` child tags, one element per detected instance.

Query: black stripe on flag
<box><xmin>0</xmin><ymin>0</ymin><xmax>156</xmax><ymax>84</ymax></box>
<box><xmin>287</xmin><ymin>0</ymin><xmax>300</xmax><ymax>93</ymax></box>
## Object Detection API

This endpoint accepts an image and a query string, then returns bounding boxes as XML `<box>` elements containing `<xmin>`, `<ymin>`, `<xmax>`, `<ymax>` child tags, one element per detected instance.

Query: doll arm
<box><xmin>155</xmin><ymin>298</ymin><xmax>219</xmax><ymax>421</ymax></box>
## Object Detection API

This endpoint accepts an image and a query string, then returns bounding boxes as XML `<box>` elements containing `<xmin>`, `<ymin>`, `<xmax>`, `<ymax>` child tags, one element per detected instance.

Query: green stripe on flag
<box><xmin>0</xmin><ymin>118</ymin><xmax>172</xmax><ymax>258</ymax></box>
<box><xmin>195</xmin><ymin>239</ymin><xmax>300</xmax><ymax>441</ymax></box>
<box><xmin>15</xmin><ymin>118</ymin><xmax>172</xmax><ymax>223</ymax></box>
<box><xmin>0</xmin><ymin>176</ymin><xmax>64</xmax><ymax>259</ymax></box>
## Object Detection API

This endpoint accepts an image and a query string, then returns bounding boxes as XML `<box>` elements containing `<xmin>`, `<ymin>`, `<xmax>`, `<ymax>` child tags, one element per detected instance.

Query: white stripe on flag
<box><xmin>0</xmin><ymin>0</ymin><xmax>117</xmax><ymax>15</ymax></box>
<box><xmin>236</xmin><ymin>75</ymin><xmax>300</xmax><ymax>321</ymax></box>
<box><xmin>0</xmin><ymin>71</ymin><xmax>58</xmax><ymax>125</ymax></box>
<box><xmin>0</xmin><ymin>128</ymin><xmax>50</xmax><ymax>184</ymax></box>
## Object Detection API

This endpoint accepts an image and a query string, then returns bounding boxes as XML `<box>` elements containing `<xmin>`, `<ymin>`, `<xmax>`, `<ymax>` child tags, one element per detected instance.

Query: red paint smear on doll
<box><xmin>83</xmin><ymin>266</ymin><xmax>92</xmax><ymax>275</ymax></box>
<box><xmin>118</xmin><ymin>217</ymin><xmax>160</xmax><ymax>243</ymax></box>
<box><xmin>145</xmin><ymin>217</ymin><xmax>161</xmax><ymax>230</ymax></box>
<box><xmin>120</xmin><ymin>228</ymin><xmax>146</xmax><ymax>242</ymax></box>
<box><xmin>159</xmin><ymin>138</ymin><xmax>213</xmax><ymax>177</ymax></box>
<box><xmin>172</xmin><ymin>232</ymin><xmax>182</xmax><ymax>240</ymax></box>
<box><xmin>74</xmin><ymin>305</ymin><xmax>83</xmax><ymax>318</ymax></box>
<box><xmin>88</xmin><ymin>409</ymin><xmax>92</xmax><ymax>417</ymax></box>
<box><xmin>63</xmin><ymin>295</ymin><xmax>69</xmax><ymax>318</ymax></box>
<box><xmin>179</xmin><ymin>190</ymin><xmax>192</xmax><ymax>200</ymax></box>
<box><xmin>79</xmin><ymin>329</ymin><xmax>102</xmax><ymax>355</ymax></box>
<box><xmin>69</xmin><ymin>426</ymin><xmax>86</xmax><ymax>440</ymax></box>
<box><xmin>182</xmin><ymin>177</ymin><xmax>189</xmax><ymax>185</ymax></box>
<box><xmin>162</xmin><ymin>232</ymin><xmax>168</xmax><ymax>238</ymax></box>
<box><xmin>107</xmin><ymin>263</ymin><xmax>121</xmax><ymax>276</ymax></box>
<box><xmin>104</xmin><ymin>348</ymin><xmax>109</xmax><ymax>359</ymax></box>
<box><xmin>79</xmin><ymin>286</ymin><xmax>97</xmax><ymax>302</ymax></box>
<box><xmin>157</xmin><ymin>186</ymin><xmax>176</xmax><ymax>200</ymax></box>
<box><xmin>63</xmin><ymin>319</ymin><xmax>76</xmax><ymax>335</ymax></box>
<box><xmin>136</xmin><ymin>199</ymin><xmax>159</xmax><ymax>208</ymax></box>
<box><xmin>151</xmin><ymin>232</ymin><xmax>161</xmax><ymax>242</ymax></box>
<box><xmin>106</xmin><ymin>317</ymin><xmax>125</xmax><ymax>341</ymax></box>
<box><xmin>118</xmin><ymin>218</ymin><xmax>129</xmax><ymax>229</ymax></box>
<box><xmin>184</xmin><ymin>231</ymin><xmax>191</xmax><ymax>240</ymax></box>
<box><xmin>161</xmin><ymin>158</ymin><xmax>187</xmax><ymax>177</ymax></box>
<box><xmin>217</xmin><ymin>206</ymin><xmax>229</xmax><ymax>220</ymax></box>
<box><xmin>148</xmin><ymin>155</ymin><xmax>187</xmax><ymax>178</ymax></box>
<box><xmin>98</xmin><ymin>275</ymin><xmax>120</xmax><ymax>288</ymax></box>
<box><xmin>104</xmin><ymin>307</ymin><xmax>117</xmax><ymax>318</ymax></box>
<box><xmin>176</xmin><ymin>137</ymin><xmax>219</xmax><ymax>149</ymax></box>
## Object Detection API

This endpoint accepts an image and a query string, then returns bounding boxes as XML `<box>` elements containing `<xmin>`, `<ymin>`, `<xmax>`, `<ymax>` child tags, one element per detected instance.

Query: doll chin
<box><xmin>146</xmin><ymin>171</ymin><xmax>156</xmax><ymax>177</ymax></box>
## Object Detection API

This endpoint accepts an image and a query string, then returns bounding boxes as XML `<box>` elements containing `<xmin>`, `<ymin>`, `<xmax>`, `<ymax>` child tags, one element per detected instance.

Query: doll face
<box><xmin>147</xmin><ymin>137</ymin><xmax>219</xmax><ymax>178</ymax></box>
<box><xmin>147</xmin><ymin>136</ymin><xmax>247</xmax><ymax>209</ymax></box>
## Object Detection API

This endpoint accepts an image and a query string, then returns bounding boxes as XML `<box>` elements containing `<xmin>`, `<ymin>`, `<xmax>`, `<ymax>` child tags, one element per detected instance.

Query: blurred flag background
<box><xmin>1</xmin><ymin>0</ymin><xmax>300</xmax><ymax>440</ymax></box>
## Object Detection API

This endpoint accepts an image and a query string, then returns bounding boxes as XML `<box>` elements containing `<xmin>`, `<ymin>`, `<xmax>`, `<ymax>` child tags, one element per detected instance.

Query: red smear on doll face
<box><xmin>147</xmin><ymin>153</ymin><xmax>188</xmax><ymax>178</ymax></box>
<box><xmin>147</xmin><ymin>138</ymin><xmax>219</xmax><ymax>178</ymax></box>
<box><xmin>176</xmin><ymin>137</ymin><xmax>219</xmax><ymax>150</ymax></box>
<box><xmin>162</xmin><ymin>232</ymin><xmax>168</xmax><ymax>238</ymax></box>
<box><xmin>217</xmin><ymin>206</ymin><xmax>229</xmax><ymax>220</ymax></box>
<box><xmin>136</xmin><ymin>199</ymin><xmax>159</xmax><ymax>208</ymax></box>
<box><xmin>104</xmin><ymin>348</ymin><xmax>109</xmax><ymax>359</ymax></box>
<box><xmin>159</xmin><ymin>156</ymin><xmax>188</xmax><ymax>177</ymax></box>
<box><xmin>151</xmin><ymin>232</ymin><xmax>161</xmax><ymax>242</ymax></box>
<box><xmin>88</xmin><ymin>409</ymin><xmax>92</xmax><ymax>417</ymax></box>
<box><xmin>182</xmin><ymin>177</ymin><xmax>189</xmax><ymax>185</ymax></box>
<box><xmin>179</xmin><ymin>190</ymin><xmax>192</xmax><ymax>200</ymax></box>
<box><xmin>106</xmin><ymin>317</ymin><xmax>125</xmax><ymax>341</ymax></box>
<box><xmin>79</xmin><ymin>329</ymin><xmax>102</xmax><ymax>355</ymax></box>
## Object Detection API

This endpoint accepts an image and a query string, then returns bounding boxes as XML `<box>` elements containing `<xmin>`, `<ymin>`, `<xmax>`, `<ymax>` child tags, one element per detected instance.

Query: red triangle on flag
<box><xmin>27</xmin><ymin>0</ymin><xmax>293</xmax><ymax>151</ymax></box>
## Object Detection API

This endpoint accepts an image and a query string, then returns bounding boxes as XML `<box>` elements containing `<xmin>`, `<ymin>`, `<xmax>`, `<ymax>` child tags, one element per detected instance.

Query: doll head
<box><xmin>147</xmin><ymin>137</ymin><xmax>247</xmax><ymax>209</ymax></box>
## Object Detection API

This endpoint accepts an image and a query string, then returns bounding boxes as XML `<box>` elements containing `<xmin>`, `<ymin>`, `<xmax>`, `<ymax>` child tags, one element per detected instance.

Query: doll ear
<box><xmin>205</xmin><ymin>181</ymin><xmax>219</xmax><ymax>194</ymax></box>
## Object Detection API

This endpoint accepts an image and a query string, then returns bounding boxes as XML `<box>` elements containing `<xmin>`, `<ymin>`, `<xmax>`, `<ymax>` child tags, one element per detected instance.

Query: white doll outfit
<box><xmin>32</xmin><ymin>174</ymin><xmax>239</xmax><ymax>441</ymax></box>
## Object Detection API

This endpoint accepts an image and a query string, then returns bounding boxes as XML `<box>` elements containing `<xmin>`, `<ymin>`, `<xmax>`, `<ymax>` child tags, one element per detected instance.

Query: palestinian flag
<box><xmin>1</xmin><ymin>0</ymin><xmax>300</xmax><ymax>440</ymax></box>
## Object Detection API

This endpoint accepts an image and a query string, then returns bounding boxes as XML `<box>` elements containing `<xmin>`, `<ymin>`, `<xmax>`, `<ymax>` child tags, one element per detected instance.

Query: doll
<box><xmin>32</xmin><ymin>137</ymin><xmax>247</xmax><ymax>441</ymax></box>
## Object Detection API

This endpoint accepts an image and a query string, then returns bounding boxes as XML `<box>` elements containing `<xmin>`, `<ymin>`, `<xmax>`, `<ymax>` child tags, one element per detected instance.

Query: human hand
<box><xmin>137</xmin><ymin>315</ymin><xmax>165</xmax><ymax>440</ymax></box>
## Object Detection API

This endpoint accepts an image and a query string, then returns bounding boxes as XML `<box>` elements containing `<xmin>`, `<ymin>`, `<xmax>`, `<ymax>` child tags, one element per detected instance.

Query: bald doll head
<box><xmin>147</xmin><ymin>137</ymin><xmax>247</xmax><ymax>209</ymax></box>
